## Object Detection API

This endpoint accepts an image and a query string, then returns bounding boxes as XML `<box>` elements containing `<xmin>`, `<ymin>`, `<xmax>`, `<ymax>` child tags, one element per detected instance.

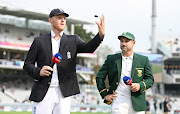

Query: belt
<box><xmin>48</xmin><ymin>82</ymin><xmax>59</xmax><ymax>84</ymax></box>
<box><xmin>48</xmin><ymin>82</ymin><xmax>59</xmax><ymax>87</ymax></box>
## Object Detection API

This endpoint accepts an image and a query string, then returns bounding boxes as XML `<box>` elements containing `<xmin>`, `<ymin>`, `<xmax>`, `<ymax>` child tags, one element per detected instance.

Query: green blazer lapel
<box><xmin>131</xmin><ymin>53</ymin><xmax>138</xmax><ymax>80</ymax></box>
<box><xmin>116</xmin><ymin>53</ymin><xmax>122</xmax><ymax>82</ymax></box>
<box><xmin>44</xmin><ymin>34</ymin><xmax>52</xmax><ymax>63</ymax></box>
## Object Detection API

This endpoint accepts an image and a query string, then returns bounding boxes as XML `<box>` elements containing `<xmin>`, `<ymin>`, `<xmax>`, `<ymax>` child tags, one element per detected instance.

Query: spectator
<box><xmin>154</xmin><ymin>99</ymin><xmax>157</xmax><ymax>113</ymax></box>
<box><xmin>176</xmin><ymin>47</ymin><xmax>180</xmax><ymax>51</ymax></box>
<box><xmin>97</xmin><ymin>100</ymin><xmax>100</xmax><ymax>105</ymax></box>
<box><xmin>146</xmin><ymin>98</ymin><xmax>150</xmax><ymax>114</ymax></box>
<box><xmin>174</xmin><ymin>38</ymin><xmax>179</xmax><ymax>44</ymax></box>
<box><xmin>17</xmin><ymin>35</ymin><xmax>22</xmax><ymax>40</ymax></box>
<box><xmin>2</xmin><ymin>84</ymin><xmax>6</xmax><ymax>93</ymax></box>
<box><xmin>159</xmin><ymin>101</ymin><xmax>162</xmax><ymax>111</ymax></box>
<box><xmin>163</xmin><ymin>97</ymin><xmax>170</xmax><ymax>114</ymax></box>
<box><xmin>4</xmin><ymin>36</ymin><xmax>8</xmax><ymax>42</ymax></box>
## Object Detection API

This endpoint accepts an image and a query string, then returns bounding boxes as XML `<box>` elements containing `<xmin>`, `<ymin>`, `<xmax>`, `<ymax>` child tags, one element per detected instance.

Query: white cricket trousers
<box><xmin>32</xmin><ymin>86</ymin><xmax>71</xmax><ymax>114</ymax></box>
<box><xmin>111</xmin><ymin>96</ymin><xmax>145</xmax><ymax>114</ymax></box>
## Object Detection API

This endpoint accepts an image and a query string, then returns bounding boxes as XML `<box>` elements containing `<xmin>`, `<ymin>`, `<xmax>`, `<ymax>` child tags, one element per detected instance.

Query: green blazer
<box><xmin>96</xmin><ymin>53</ymin><xmax>154</xmax><ymax>111</ymax></box>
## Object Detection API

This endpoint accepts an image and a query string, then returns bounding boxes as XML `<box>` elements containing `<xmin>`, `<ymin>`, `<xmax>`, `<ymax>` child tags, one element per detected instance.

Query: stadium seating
<box><xmin>0</xmin><ymin>91</ymin><xmax>14</xmax><ymax>103</ymax></box>
<box><xmin>4</xmin><ymin>88</ymin><xmax>31</xmax><ymax>103</ymax></box>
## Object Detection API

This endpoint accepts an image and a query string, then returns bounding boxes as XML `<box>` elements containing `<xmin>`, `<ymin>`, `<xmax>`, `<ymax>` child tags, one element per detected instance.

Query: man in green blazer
<box><xmin>96</xmin><ymin>32</ymin><xmax>154</xmax><ymax>114</ymax></box>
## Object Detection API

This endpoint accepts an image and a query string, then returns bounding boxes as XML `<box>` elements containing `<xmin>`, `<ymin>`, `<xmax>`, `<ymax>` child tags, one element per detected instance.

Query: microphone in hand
<box><xmin>50</xmin><ymin>53</ymin><xmax>62</xmax><ymax>68</ymax></box>
<box><xmin>123</xmin><ymin>76</ymin><xmax>132</xmax><ymax>85</ymax></box>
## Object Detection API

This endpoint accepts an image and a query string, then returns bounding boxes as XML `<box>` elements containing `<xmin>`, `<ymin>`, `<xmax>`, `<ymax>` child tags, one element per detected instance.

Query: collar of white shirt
<box><xmin>122</xmin><ymin>53</ymin><xmax>134</xmax><ymax>60</ymax></box>
<box><xmin>51</xmin><ymin>30</ymin><xmax>64</xmax><ymax>39</ymax></box>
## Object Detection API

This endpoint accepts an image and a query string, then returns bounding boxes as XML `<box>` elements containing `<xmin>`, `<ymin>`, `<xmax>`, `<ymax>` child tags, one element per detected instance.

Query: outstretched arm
<box><xmin>76</xmin><ymin>15</ymin><xmax>105</xmax><ymax>53</ymax></box>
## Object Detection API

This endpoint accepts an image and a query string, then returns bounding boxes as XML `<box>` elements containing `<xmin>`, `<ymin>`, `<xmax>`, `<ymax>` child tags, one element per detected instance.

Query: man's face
<box><xmin>49</xmin><ymin>14</ymin><xmax>66</xmax><ymax>32</ymax></box>
<box><xmin>120</xmin><ymin>37</ymin><xmax>135</xmax><ymax>52</ymax></box>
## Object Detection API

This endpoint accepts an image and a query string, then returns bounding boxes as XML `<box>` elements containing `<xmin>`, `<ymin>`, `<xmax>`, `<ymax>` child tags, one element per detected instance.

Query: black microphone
<box><xmin>50</xmin><ymin>62</ymin><xmax>55</xmax><ymax>68</ymax></box>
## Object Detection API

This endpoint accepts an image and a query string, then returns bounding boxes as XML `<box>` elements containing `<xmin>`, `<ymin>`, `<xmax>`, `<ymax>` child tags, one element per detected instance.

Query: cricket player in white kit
<box><xmin>23</xmin><ymin>8</ymin><xmax>105</xmax><ymax>114</ymax></box>
<box><xmin>96</xmin><ymin>32</ymin><xmax>154</xmax><ymax>114</ymax></box>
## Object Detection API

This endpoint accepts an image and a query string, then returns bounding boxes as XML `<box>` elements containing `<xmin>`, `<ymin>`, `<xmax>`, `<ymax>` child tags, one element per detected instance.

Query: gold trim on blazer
<box><xmin>106</xmin><ymin>101</ymin><xmax>112</xmax><ymax>105</ymax></box>
<box><xmin>142</xmin><ymin>81</ymin><xmax>146</xmax><ymax>90</ymax></box>
<box><xmin>136</xmin><ymin>68</ymin><xmax>144</xmax><ymax>69</ymax></box>
<box><xmin>99</xmin><ymin>88</ymin><xmax>107</xmax><ymax>94</ymax></box>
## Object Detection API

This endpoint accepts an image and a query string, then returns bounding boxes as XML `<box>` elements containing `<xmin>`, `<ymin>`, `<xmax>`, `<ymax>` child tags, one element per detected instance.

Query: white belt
<box><xmin>49</xmin><ymin>82</ymin><xmax>59</xmax><ymax>87</ymax></box>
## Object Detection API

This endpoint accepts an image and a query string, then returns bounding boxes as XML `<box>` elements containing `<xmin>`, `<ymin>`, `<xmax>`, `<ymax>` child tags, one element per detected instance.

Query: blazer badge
<box><xmin>137</xmin><ymin>70</ymin><xmax>142</xmax><ymax>77</ymax></box>
<box><xmin>67</xmin><ymin>51</ymin><xmax>71</xmax><ymax>59</ymax></box>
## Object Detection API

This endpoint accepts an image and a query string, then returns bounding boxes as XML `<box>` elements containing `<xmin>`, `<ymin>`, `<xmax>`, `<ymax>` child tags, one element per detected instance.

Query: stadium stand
<box><xmin>0</xmin><ymin>91</ymin><xmax>14</xmax><ymax>103</ymax></box>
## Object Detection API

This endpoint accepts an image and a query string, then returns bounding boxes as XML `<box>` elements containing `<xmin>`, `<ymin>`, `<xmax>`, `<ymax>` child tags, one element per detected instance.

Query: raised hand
<box><xmin>96</xmin><ymin>14</ymin><xmax>105</xmax><ymax>38</ymax></box>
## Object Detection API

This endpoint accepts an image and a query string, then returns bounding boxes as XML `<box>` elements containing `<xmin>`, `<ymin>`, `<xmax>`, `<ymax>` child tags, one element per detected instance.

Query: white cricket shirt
<box><xmin>50</xmin><ymin>30</ymin><xmax>63</xmax><ymax>87</ymax></box>
<box><xmin>115</xmin><ymin>53</ymin><xmax>134</xmax><ymax>98</ymax></box>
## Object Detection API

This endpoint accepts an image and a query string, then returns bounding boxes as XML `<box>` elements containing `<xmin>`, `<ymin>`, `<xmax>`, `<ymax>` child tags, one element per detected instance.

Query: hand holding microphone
<box><xmin>123</xmin><ymin>76</ymin><xmax>140</xmax><ymax>92</ymax></box>
<box><xmin>40</xmin><ymin>53</ymin><xmax>62</xmax><ymax>76</ymax></box>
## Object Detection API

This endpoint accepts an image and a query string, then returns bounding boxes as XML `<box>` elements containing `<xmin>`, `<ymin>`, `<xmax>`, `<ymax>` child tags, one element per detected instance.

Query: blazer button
<box><xmin>116</xmin><ymin>82</ymin><xmax>119</xmax><ymax>85</ymax></box>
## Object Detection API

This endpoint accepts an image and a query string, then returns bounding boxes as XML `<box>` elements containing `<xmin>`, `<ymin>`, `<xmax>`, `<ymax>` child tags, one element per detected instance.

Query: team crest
<box><xmin>137</xmin><ymin>70</ymin><xmax>142</xmax><ymax>77</ymax></box>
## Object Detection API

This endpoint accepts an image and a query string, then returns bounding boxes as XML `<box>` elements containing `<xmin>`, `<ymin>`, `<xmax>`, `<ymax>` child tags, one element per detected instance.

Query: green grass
<box><xmin>152</xmin><ymin>64</ymin><xmax>162</xmax><ymax>74</ymax></box>
<box><xmin>0</xmin><ymin>112</ymin><xmax>31</xmax><ymax>114</ymax></box>
<box><xmin>71</xmin><ymin>112</ymin><xmax>110</xmax><ymax>114</ymax></box>
<box><xmin>0</xmin><ymin>112</ymin><xmax>110</xmax><ymax>114</ymax></box>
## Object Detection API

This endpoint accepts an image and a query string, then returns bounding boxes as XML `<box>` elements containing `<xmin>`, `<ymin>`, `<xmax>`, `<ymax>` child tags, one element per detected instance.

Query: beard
<box><xmin>52</xmin><ymin>23</ymin><xmax>65</xmax><ymax>32</ymax></box>
<box><xmin>121</xmin><ymin>46</ymin><xmax>127</xmax><ymax>50</ymax></box>
<box><xmin>121</xmin><ymin>46</ymin><xmax>131</xmax><ymax>52</ymax></box>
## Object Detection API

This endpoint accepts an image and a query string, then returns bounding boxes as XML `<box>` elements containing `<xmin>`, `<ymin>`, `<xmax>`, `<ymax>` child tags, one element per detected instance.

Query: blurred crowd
<box><xmin>162</xmin><ymin>38</ymin><xmax>180</xmax><ymax>52</ymax></box>
<box><xmin>146</xmin><ymin>95</ymin><xmax>180</xmax><ymax>114</ymax></box>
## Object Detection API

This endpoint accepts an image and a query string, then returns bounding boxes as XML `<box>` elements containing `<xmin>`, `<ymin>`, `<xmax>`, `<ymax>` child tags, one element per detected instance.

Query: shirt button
<box><xmin>116</xmin><ymin>82</ymin><xmax>119</xmax><ymax>85</ymax></box>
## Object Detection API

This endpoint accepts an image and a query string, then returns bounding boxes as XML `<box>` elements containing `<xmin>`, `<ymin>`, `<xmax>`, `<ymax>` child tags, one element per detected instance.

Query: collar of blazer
<box><xmin>44</xmin><ymin>33</ymin><xmax>68</xmax><ymax>63</ymax></box>
<box><xmin>116</xmin><ymin>53</ymin><xmax>139</xmax><ymax>82</ymax></box>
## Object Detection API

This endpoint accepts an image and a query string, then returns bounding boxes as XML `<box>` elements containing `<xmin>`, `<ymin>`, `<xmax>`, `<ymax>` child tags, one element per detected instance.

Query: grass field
<box><xmin>152</xmin><ymin>64</ymin><xmax>162</xmax><ymax>74</ymax></box>
<box><xmin>0</xmin><ymin>112</ymin><xmax>110</xmax><ymax>114</ymax></box>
